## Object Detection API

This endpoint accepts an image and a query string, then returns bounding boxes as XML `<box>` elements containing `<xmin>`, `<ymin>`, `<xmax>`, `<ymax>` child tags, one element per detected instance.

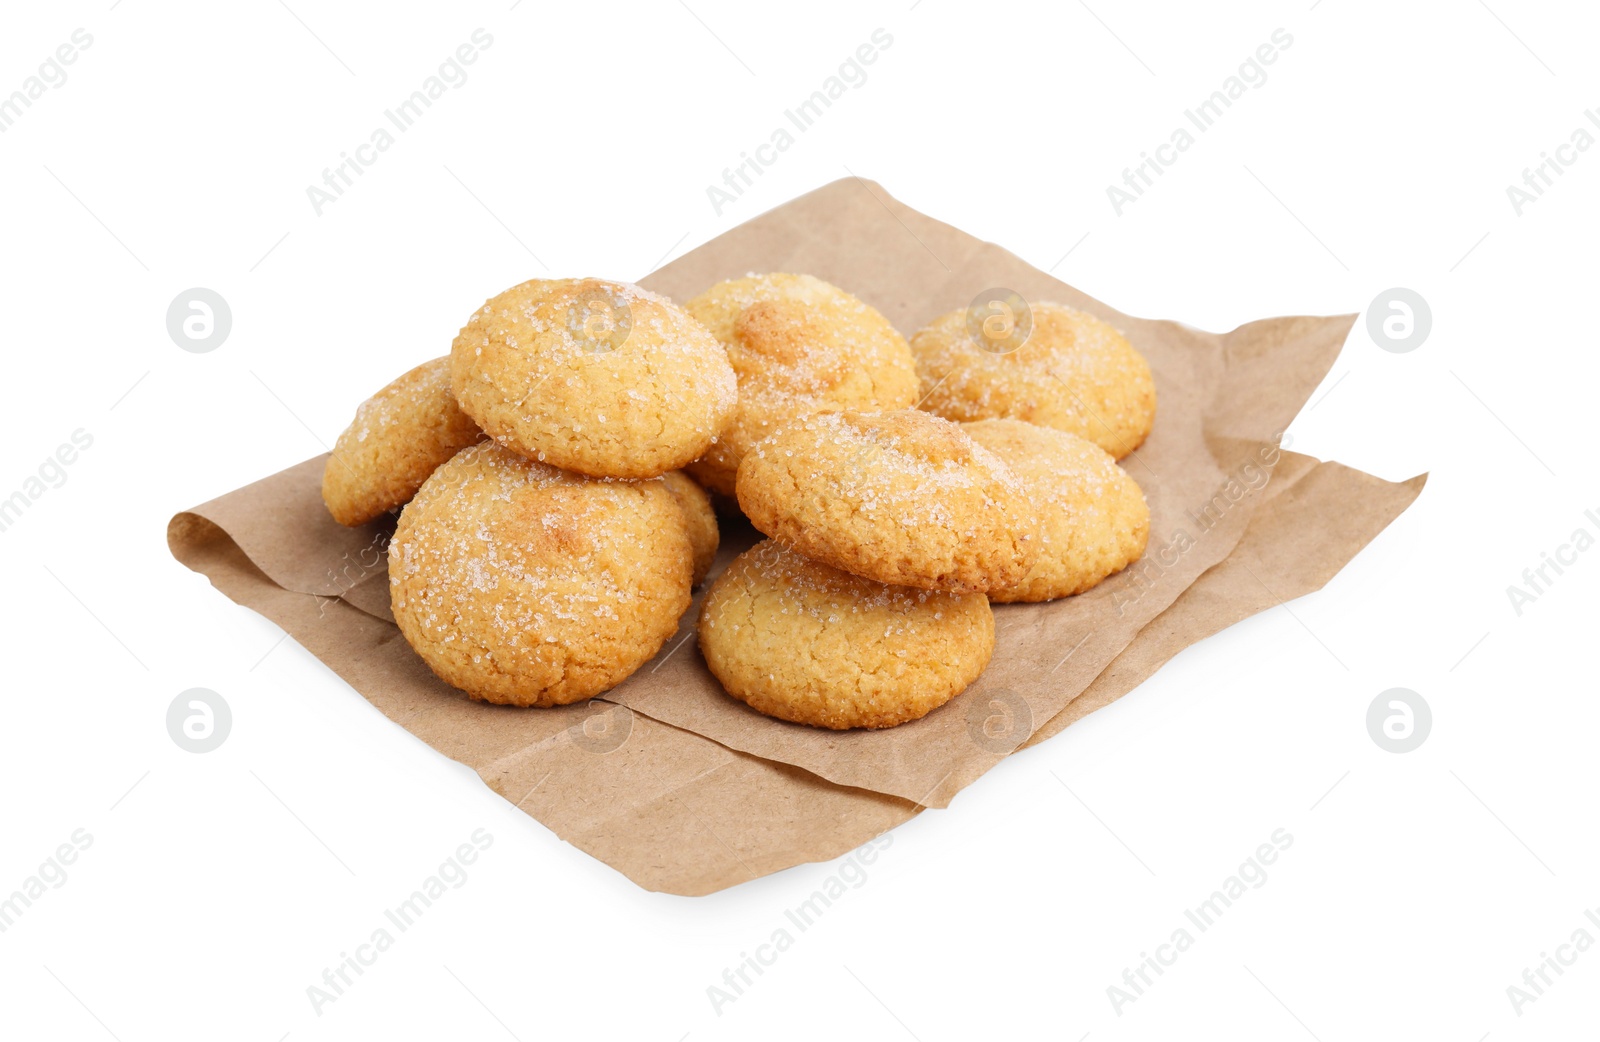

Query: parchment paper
<box><xmin>167</xmin><ymin>179</ymin><xmax>1425</xmax><ymax>895</ymax></box>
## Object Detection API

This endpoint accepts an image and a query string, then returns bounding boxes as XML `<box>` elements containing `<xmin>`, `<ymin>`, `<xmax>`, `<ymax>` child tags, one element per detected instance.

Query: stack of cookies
<box><xmin>321</xmin><ymin>274</ymin><xmax>1155</xmax><ymax>730</ymax></box>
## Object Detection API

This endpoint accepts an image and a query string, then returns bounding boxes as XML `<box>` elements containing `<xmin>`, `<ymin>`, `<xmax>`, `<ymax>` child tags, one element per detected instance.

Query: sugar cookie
<box><xmin>963</xmin><ymin>419</ymin><xmax>1149</xmax><ymax>601</ymax></box>
<box><xmin>321</xmin><ymin>356</ymin><xmax>484</xmax><ymax>527</ymax></box>
<box><xmin>389</xmin><ymin>442</ymin><xmax>692</xmax><ymax>706</ymax></box>
<box><xmin>450</xmin><ymin>278</ymin><xmax>737</xmax><ymax>479</ymax></box>
<box><xmin>661</xmin><ymin>470</ymin><xmax>719</xmax><ymax>586</ymax></box>
<box><xmin>735</xmin><ymin>409</ymin><xmax>1037</xmax><ymax>593</ymax></box>
<box><xmin>698</xmin><ymin>540</ymin><xmax>993</xmax><ymax>729</ymax></box>
<box><xmin>910</xmin><ymin>301</ymin><xmax>1155</xmax><ymax>458</ymax></box>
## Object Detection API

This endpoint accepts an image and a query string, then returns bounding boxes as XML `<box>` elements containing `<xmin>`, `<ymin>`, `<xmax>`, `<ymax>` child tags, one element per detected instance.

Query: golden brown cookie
<box><xmin>698</xmin><ymin>540</ymin><xmax>994</xmax><ymax>729</ymax></box>
<box><xmin>909</xmin><ymin>301</ymin><xmax>1156</xmax><ymax>458</ymax></box>
<box><xmin>735</xmin><ymin>409</ymin><xmax>1038</xmax><ymax>593</ymax></box>
<box><xmin>963</xmin><ymin>419</ymin><xmax>1149</xmax><ymax>601</ymax></box>
<box><xmin>660</xmin><ymin>470</ymin><xmax>719</xmax><ymax>586</ymax></box>
<box><xmin>683</xmin><ymin>273</ymin><xmax>918</xmax><ymax>497</ymax></box>
<box><xmin>389</xmin><ymin>442</ymin><xmax>693</xmax><ymax>706</ymax></box>
<box><xmin>450</xmin><ymin>278</ymin><xmax>737</xmax><ymax>479</ymax></box>
<box><xmin>321</xmin><ymin>356</ymin><xmax>485</xmax><ymax>527</ymax></box>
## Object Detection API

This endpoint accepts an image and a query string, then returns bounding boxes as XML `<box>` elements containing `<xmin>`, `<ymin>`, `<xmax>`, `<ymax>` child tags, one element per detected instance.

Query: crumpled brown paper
<box><xmin>168</xmin><ymin>178</ymin><xmax>1424</xmax><ymax>896</ymax></box>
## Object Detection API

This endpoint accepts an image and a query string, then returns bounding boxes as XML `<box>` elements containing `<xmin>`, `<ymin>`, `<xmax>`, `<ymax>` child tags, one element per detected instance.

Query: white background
<box><xmin>2</xmin><ymin>1</ymin><xmax>1596</xmax><ymax>1039</ymax></box>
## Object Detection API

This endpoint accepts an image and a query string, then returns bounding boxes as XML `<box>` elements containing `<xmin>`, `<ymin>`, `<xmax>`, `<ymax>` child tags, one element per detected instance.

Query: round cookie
<box><xmin>736</xmin><ymin>409</ymin><xmax>1038</xmax><ymax>593</ymax></box>
<box><xmin>322</xmin><ymin>356</ymin><xmax>484</xmax><ymax>527</ymax></box>
<box><xmin>389</xmin><ymin>442</ymin><xmax>693</xmax><ymax>706</ymax></box>
<box><xmin>450</xmin><ymin>278</ymin><xmax>737</xmax><ymax>479</ymax></box>
<box><xmin>660</xmin><ymin>470</ymin><xmax>719</xmax><ymax>586</ymax></box>
<box><xmin>698</xmin><ymin>540</ymin><xmax>994</xmax><ymax>729</ymax></box>
<box><xmin>683</xmin><ymin>273</ymin><xmax>918</xmax><ymax>497</ymax></box>
<box><xmin>909</xmin><ymin>301</ymin><xmax>1156</xmax><ymax>458</ymax></box>
<box><xmin>963</xmin><ymin>419</ymin><xmax>1150</xmax><ymax>601</ymax></box>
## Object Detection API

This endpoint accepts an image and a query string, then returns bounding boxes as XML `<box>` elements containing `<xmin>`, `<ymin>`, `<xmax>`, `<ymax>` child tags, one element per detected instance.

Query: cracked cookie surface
<box><xmin>389</xmin><ymin>442</ymin><xmax>693</xmax><ymax>706</ymax></box>
<box><xmin>450</xmin><ymin>278</ymin><xmax>737</xmax><ymax>479</ymax></box>
<box><xmin>698</xmin><ymin>539</ymin><xmax>993</xmax><ymax>729</ymax></box>
<box><xmin>909</xmin><ymin>301</ymin><xmax>1155</xmax><ymax>458</ymax></box>
<box><xmin>735</xmin><ymin>409</ymin><xmax>1038</xmax><ymax>593</ymax></box>
<box><xmin>963</xmin><ymin>419</ymin><xmax>1149</xmax><ymax>601</ymax></box>
<box><xmin>321</xmin><ymin>356</ymin><xmax>485</xmax><ymax>527</ymax></box>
